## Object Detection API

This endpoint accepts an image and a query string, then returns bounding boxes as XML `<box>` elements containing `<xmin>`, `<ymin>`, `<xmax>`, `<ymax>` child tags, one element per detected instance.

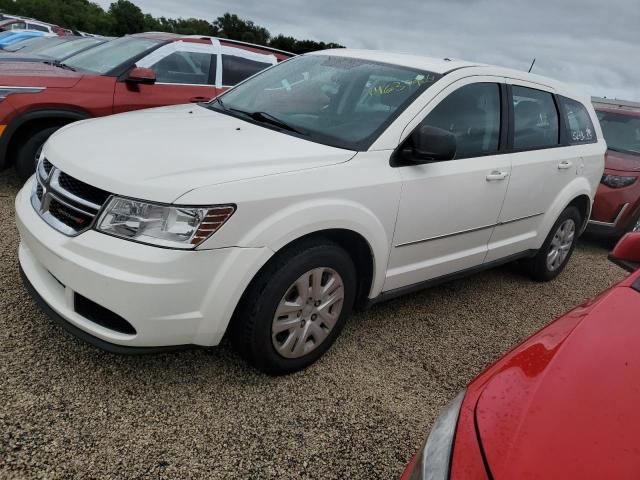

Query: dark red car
<box><xmin>401</xmin><ymin>232</ymin><xmax>640</xmax><ymax>480</ymax></box>
<box><xmin>587</xmin><ymin>99</ymin><xmax>640</xmax><ymax>237</ymax></box>
<box><xmin>0</xmin><ymin>32</ymin><xmax>291</xmax><ymax>179</ymax></box>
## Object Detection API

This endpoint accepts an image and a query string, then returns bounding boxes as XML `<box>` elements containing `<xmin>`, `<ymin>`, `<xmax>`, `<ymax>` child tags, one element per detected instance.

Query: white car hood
<box><xmin>44</xmin><ymin>104</ymin><xmax>356</xmax><ymax>203</ymax></box>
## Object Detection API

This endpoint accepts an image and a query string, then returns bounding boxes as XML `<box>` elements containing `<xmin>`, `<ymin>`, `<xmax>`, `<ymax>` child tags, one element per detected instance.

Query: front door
<box><xmin>114</xmin><ymin>43</ymin><xmax>220</xmax><ymax>114</ymax></box>
<box><xmin>385</xmin><ymin>79</ymin><xmax>510</xmax><ymax>291</ymax></box>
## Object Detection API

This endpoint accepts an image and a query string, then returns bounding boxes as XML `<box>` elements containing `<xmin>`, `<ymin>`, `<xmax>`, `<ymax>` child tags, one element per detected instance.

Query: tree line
<box><xmin>0</xmin><ymin>0</ymin><xmax>345</xmax><ymax>53</ymax></box>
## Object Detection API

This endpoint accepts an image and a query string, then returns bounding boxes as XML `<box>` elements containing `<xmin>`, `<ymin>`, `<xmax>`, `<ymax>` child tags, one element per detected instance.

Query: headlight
<box><xmin>0</xmin><ymin>86</ymin><xmax>45</xmax><ymax>102</ymax></box>
<box><xmin>96</xmin><ymin>197</ymin><xmax>235</xmax><ymax>249</ymax></box>
<box><xmin>409</xmin><ymin>390</ymin><xmax>466</xmax><ymax>480</ymax></box>
<box><xmin>601</xmin><ymin>175</ymin><xmax>637</xmax><ymax>189</ymax></box>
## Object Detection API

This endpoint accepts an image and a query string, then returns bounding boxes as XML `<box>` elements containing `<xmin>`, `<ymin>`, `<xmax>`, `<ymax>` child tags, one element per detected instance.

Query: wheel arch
<box><xmin>1</xmin><ymin>108</ymin><xmax>91</xmax><ymax>169</ymax></box>
<box><xmin>538</xmin><ymin>178</ymin><xmax>593</xmax><ymax>247</ymax></box>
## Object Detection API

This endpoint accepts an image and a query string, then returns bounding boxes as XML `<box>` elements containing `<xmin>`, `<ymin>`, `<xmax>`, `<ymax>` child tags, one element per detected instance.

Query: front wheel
<box><xmin>14</xmin><ymin>126</ymin><xmax>62</xmax><ymax>181</ymax></box>
<box><xmin>232</xmin><ymin>240</ymin><xmax>357</xmax><ymax>375</ymax></box>
<box><xmin>525</xmin><ymin>206</ymin><xmax>581</xmax><ymax>282</ymax></box>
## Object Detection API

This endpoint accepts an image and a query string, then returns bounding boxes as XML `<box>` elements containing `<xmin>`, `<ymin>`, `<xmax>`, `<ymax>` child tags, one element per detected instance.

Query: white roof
<box><xmin>309</xmin><ymin>48</ymin><xmax>581</xmax><ymax>101</ymax></box>
<box><xmin>310</xmin><ymin>48</ymin><xmax>480</xmax><ymax>74</ymax></box>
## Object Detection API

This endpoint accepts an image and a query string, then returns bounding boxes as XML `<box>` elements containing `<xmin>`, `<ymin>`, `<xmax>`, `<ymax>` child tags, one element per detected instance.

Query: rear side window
<box><xmin>151</xmin><ymin>51</ymin><xmax>214</xmax><ymax>85</ymax></box>
<box><xmin>27</xmin><ymin>23</ymin><xmax>48</xmax><ymax>32</ymax></box>
<box><xmin>560</xmin><ymin>97</ymin><xmax>596</xmax><ymax>144</ymax></box>
<box><xmin>222</xmin><ymin>54</ymin><xmax>272</xmax><ymax>86</ymax></box>
<box><xmin>419</xmin><ymin>82</ymin><xmax>501</xmax><ymax>159</ymax></box>
<box><xmin>512</xmin><ymin>86</ymin><xmax>559</xmax><ymax>150</ymax></box>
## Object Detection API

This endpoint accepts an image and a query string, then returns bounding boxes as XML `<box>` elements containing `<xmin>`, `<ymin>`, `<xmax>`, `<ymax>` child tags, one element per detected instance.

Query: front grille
<box><xmin>48</xmin><ymin>197</ymin><xmax>94</xmax><ymax>230</ymax></box>
<box><xmin>42</xmin><ymin>158</ymin><xmax>53</xmax><ymax>175</ymax></box>
<box><xmin>31</xmin><ymin>158</ymin><xmax>112</xmax><ymax>236</ymax></box>
<box><xmin>58</xmin><ymin>172</ymin><xmax>110</xmax><ymax>206</ymax></box>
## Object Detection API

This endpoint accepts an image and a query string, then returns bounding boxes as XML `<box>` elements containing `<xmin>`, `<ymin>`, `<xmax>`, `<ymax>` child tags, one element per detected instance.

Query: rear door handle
<box><xmin>190</xmin><ymin>96</ymin><xmax>209</xmax><ymax>103</ymax></box>
<box><xmin>558</xmin><ymin>160</ymin><xmax>573</xmax><ymax>170</ymax></box>
<box><xmin>486</xmin><ymin>170</ymin><xmax>509</xmax><ymax>181</ymax></box>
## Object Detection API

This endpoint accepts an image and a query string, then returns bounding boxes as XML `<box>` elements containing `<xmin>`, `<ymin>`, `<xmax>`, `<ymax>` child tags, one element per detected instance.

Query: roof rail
<box><xmin>184</xmin><ymin>35</ymin><xmax>294</xmax><ymax>56</ymax></box>
<box><xmin>592</xmin><ymin>96</ymin><xmax>640</xmax><ymax>110</ymax></box>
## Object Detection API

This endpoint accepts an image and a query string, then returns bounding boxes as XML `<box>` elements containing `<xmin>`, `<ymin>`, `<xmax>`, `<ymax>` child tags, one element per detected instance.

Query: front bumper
<box><xmin>587</xmin><ymin>172</ymin><xmax>640</xmax><ymax>237</ymax></box>
<box><xmin>15</xmin><ymin>179</ymin><xmax>271</xmax><ymax>350</ymax></box>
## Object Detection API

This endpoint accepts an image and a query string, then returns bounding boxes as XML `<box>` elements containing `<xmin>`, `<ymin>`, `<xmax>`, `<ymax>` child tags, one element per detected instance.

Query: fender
<box><xmin>0</xmin><ymin>108</ymin><xmax>91</xmax><ymax>169</ymax></box>
<box><xmin>233</xmin><ymin>198</ymin><xmax>392</xmax><ymax>298</ymax></box>
<box><xmin>536</xmin><ymin>176</ymin><xmax>593</xmax><ymax>248</ymax></box>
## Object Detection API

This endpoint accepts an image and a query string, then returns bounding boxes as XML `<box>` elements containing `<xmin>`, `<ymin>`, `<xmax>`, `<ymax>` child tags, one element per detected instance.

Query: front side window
<box><xmin>65</xmin><ymin>37</ymin><xmax>162</xmax><ymax>75</ymax></box>
<box><xmin>213</xmin><ymin>55</ymin><xmax>442</xmax><ymax>150</ymax></box>
<box><xmin>222</xmin><ymin>54</ymin><xmax>272</xmax><ymax>86</ymax></box>
<box><xmin>26</xmin><ymin>23</ymin><xmax>48</xmax><ymax>32</ymax></box>
<box><xmin>418</xmin><ymin>83</ymin><xmax>501</xmax><ymax>159</ymax></box>
<box><xmin>9</xmin><ymin>21</ymin><xmax>25</xmax><ymax>30</ymax></box>
<box><xmin>512</xmin><ymin>86</ymin><xmax>559</xmax><ymax>150</ymax></box>
<box><xmin>561</xmin><ymin>97</ymin><xmax>596</xmax><ymax>144</ymax></box>
<box><xmin>597</xmin><ymin>110</ymin><xmax>640</xmax><ymax>156</ymax></box>
<box><xmin>150</xmin><ymin>51</ymin><xmax>214</xmax><ymax>85</ymax></box>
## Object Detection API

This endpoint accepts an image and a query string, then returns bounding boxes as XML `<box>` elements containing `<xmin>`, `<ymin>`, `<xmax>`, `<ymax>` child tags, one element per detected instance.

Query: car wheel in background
<box><xmin>232</xmin><ymin>239</ymin><xmax>357</xmax><ymax>375</ymax></box>
<box><xmin>15</xmin><ymin>126</ymin><xmax>61</xmax><ymax>181</ymax></box>
<box><xmin>526</xmin><ymin>206</ymin><xmax>582</xmax><ymax>282</ymax></box>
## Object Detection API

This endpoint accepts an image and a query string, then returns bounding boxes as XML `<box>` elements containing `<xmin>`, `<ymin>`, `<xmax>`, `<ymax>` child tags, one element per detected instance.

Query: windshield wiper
<box><xmin>45</xmin><ymin>60</ymin><xmax>76</xmax><ymax>72</ymax></box>
<box><xmin>249</xmin><ymin>111</ymin><xmax>305</xmax><ymax>135</ymax></box>
<box><xmin>212</xmin><ymin>99</ymin><xmax>305</xmax><ymax>135</ymax></box>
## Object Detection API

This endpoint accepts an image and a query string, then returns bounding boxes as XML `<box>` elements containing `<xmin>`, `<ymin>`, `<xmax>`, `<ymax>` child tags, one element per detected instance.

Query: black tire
<box><xmin>231</xmin><ymin>239</ymin><xmax>357</xmax><ymax>375</ymax></box>
<box><xmin>525</xmin><ymin>206</ymin><xmax>582</xmax><ymax>282</ymax></box>
<box><xmin>14</xmin><ymin>126</ymin><xmax>62</xmax><ymax>181</ymax></box>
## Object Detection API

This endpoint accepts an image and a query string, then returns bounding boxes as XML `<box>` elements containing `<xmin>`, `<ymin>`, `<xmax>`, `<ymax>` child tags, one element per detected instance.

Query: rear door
<box><xmin>486</xmin><ymin>80</ymin><xmax>574</xmax><ymax>262</ymax></box>
<box><xmin>113</xmin><ymin>40</ymin><xmax>221</xmax><ymax>114</ymax></box>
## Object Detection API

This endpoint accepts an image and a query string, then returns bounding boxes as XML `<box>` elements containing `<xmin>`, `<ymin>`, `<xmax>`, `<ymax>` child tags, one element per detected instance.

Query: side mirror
<box><xmin>126</xmin><ymin>67</ymin><xmax>156</xmax><ymax>85</ymax></box>
<box><xmin>403</xmin><ymin>125</ymin><xmax>457</xmax><ymax>164</ymax></box>
<box><xmin>609</xmin><ymin>232</ymin><xmax>640</xmax><ymax>272</ymax></box>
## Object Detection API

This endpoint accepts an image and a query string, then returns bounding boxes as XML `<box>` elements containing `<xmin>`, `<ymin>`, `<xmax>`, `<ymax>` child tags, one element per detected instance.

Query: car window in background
<box><xmin>65</xmin><ymin>37</ymin><xmax>162</xmax><ymax>74</ymax></box>
<box><xmin>419</xmin><ymin>83</ymin><xmax>501</xmax><ymax>159</ymax></box>
<box><xmin>222</xmin><ymin>54</ymin><xmax>272</xmax><ymax>86</ymax></box>
<box><xmin>39</xmin><ymin>38</ymin><xmax>104</xmax><ymax>60</ymax></box>
<box><xmin>561</xmin><ymin>97</ymin><xmax>596</xmax><ymax>144</ymax></box>
<box><xmin>26</xmin><ymin>23</ymin><xmax>48</xmax><ymax>32</ymax></box>
<box><xmin>513</xmin><ymin>86</ymin><xmax>559</xmax><ymax>149</ymax></box>
<box><xmin>215</xmin><ymin>55</ymin><xmax>441</xmax><ymax>150</ymax></box>
<box><xmin>151</xmin><ymin>50</ymin><xmax>213</xmax><ymax>85</ymax></box>
<box><xmin>597</xmin><ymin>111</ymin><xmax>640</xmax><ymax>155</ymax></box>
<box><xmin>3</xmin><ymin>36</ymin><xmax>63</xmax><ymax>53</ymax></box>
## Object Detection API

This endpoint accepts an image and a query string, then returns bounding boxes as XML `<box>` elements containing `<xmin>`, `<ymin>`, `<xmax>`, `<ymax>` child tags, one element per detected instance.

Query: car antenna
<box><xmin>528</xmin><ymin>58</ymin><xmax>536</xmax><ymax>73</ymax></box>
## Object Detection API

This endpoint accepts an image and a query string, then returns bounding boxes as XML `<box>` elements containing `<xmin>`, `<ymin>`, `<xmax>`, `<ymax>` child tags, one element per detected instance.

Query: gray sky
<box><xmin>95</xmin><ymin>0</ymin><xmax>640</xmax><ymax>100</ymax></box>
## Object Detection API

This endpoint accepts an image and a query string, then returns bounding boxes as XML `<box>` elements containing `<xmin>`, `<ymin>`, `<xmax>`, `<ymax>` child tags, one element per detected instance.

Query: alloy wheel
<box><xmin>547</xmin><ymin>218</ymin><xmax>576</xmax><ymax>271</ymax></box>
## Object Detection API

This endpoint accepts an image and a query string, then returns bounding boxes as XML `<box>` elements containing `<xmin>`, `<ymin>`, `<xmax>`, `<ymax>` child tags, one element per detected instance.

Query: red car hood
<box><xmin>474</xmin><ymin>278</ymin><xmax>640</xmax><ymax>479</ymax></box>
<box><xmin>605</xmin><ymin>149</ymin><xmax>640</xmax><ymax>173</ymax></box>
<box><xmin>0</xmin><ymin>61</ymin><xmax>84</xmax><ymax>88</ymax></box>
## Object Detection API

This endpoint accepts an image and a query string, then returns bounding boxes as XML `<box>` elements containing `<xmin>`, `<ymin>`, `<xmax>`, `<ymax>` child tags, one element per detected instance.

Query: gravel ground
<box><xmin>0</xmin><ymin>169</ymin><xmax>626</xmax><ymax>480</ymax></box>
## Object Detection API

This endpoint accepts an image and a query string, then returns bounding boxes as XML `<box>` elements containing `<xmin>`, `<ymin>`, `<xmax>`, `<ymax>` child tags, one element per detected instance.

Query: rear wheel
<box><xmin>232</xmin><ymin>240</ymin><xmax>356</xmax><ymax>375</ymax></box>
<box><xmin>525</xmin><ymin>206</ymin><xmax>581</xmax><ymax>281</ymax></box>
<box><xmin>14</xmin><ymin>126</ymin><xmax>61</xmax><ymax>181</ymax></box>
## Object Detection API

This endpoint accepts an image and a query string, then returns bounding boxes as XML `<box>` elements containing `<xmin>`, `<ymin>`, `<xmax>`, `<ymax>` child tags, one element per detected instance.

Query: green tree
<box><xmin>108</xmin><ymin>0</ymin><xmax>144</xmax><ymax>36</ymax></box>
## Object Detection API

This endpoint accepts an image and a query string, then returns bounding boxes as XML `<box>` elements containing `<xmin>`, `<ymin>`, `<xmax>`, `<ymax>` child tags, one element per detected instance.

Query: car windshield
<box><xmin>2</xmin><ymin>36</ymin><xmax>57</xmax><ymax>52</ymax></box>
<box><xmin>597</xmin><ymin>110</ymin><xmax>640</xmax><ymax>155</ymax></box>
<box><xmin>211</xmin><ymin>55</ymin><xmax>442</xmax><ymax>150</ymax></box>
<box><xmin>40</xmin><ymin>38</ymin><xmax>104</xmax><ymax>60</ymax></box>
<box><xmin>64</xmin><ymin>36</ymin><xmax>162</xmax><ymax>75</ymax></box>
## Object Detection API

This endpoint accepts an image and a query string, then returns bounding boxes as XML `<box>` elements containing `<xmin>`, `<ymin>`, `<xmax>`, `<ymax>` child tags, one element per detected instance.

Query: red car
<box><xmin>587</xmin><ymin>99</ymin><xmax>640</xmax><ymax>237</ymax></box>
<box><xmin>0</xmin><ymin>32</ymin><xmax>291</xmax><ymax>179</ymax></box>
<box><xmin>401</xmin><ymin>232</ymin><xmax>640</xmax><ymax>480</ymax></box>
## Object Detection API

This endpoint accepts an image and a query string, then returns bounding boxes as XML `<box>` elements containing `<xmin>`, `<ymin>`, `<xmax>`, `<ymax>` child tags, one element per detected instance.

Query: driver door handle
<box><xmin>486</xmin><ymin>170</ymin><xmax>509</xmax><ymax>181</ymax></box>
<box><xmin>558</xmin><ymin>160</ymin><xmax>573</xmax><ymax>170</ymax></box>
<box><xmin>190</xmin><ymin>96</ymin><xmax>209</xmax><ymax>103</ymax></box>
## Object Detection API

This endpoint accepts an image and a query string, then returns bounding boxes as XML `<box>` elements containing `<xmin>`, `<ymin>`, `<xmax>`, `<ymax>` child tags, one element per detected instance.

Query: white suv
<box><xmin>16</xmin><ymin>50</ymin><xmax>605</xmax><ymax>374</ymax></box>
